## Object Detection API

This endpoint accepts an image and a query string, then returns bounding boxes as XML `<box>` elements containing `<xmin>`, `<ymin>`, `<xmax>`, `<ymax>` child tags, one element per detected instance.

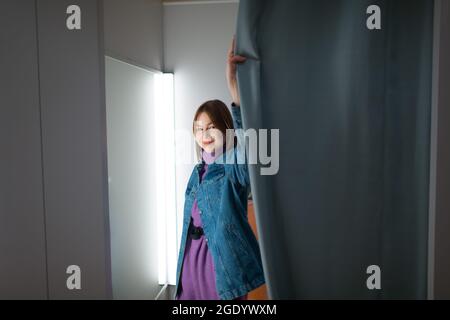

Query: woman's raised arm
<box><xmin>230</xmin><ymin>103</ymin><xmax>251</xmax><ymax>189</ymax></box>
<box><xmin>226</xmin><ymin>35</ymin><xmax>246</xmax><ymax>106</ymax></box>
<box><xmin>226</xmin><ymin>36</ymin><xmax>251</xmax><ymax>189</ymax></box>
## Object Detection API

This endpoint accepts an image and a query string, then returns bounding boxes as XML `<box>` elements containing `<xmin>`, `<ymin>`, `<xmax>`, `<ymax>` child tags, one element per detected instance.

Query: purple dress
<box><xmin>176</xmin><ymin>148</ymin><xmax>248</xmax><ymax>300</ymax></box>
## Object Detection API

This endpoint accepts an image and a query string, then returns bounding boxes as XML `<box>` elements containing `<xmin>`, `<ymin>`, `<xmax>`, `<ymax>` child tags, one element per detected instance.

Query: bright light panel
<box><xmin>154</xmin><ymin>73</ymin><xmax>177</xmax><ymax>286</ymax></box>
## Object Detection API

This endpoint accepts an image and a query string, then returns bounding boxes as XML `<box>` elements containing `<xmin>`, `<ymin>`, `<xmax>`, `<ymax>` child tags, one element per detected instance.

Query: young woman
<box><xmin>174</xmin><ymin>36</ymin><xmax>266</xmax><ymax>300</ymax></box>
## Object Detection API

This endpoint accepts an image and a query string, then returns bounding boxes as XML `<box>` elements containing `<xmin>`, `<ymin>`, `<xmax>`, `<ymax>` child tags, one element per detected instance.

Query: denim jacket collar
<box><xmin>193</xmin><ymin>146</ymin><xmax>233</xmax><ymax>185</ymax></box>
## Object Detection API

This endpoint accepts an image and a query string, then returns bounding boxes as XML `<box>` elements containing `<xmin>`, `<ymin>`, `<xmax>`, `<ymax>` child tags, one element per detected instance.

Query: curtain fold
<box><xmin>236</xmin><ymin>0</ymin><xmax>434</xmax><ymax>299</ymax></box>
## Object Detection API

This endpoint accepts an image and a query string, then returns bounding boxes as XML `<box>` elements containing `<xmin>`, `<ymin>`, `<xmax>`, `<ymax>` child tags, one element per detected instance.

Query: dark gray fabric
<box><xmin>236</xmin><ymin>0</ymin><xmax>434</xmax><ymax>299</ymax></box>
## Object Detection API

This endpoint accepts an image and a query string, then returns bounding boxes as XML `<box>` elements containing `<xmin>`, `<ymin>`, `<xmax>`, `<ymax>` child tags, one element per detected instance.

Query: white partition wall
<box><xmin>1</xmin><ymin>0</ymin><xmax>113</xmax><ymax>299</ymax></box>
<box><xmin>105</xmin><ymin>56</ymin><xmax>160</xmax><ymax>299</ymax></box>
<box><xmin>0</xmin><ymin>0</ymin><xmax>48</xmax><ymax>299</ymax></box>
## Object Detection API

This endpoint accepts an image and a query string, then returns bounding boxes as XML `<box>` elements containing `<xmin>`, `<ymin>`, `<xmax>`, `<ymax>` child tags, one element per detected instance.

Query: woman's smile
<box><xmin>203</xmin><ymin>140</ymin><xmax>214</xmax><ymax>146</ymax></box>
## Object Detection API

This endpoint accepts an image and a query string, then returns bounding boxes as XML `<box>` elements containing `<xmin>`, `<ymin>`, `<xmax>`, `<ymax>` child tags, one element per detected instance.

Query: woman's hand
<box><xmin>226</xmin><ymin>35</ymin><xmax>247</xmax><ymax>107</ymax></box>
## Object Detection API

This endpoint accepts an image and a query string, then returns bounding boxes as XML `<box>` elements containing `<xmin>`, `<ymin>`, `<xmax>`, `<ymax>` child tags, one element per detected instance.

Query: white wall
<box><xmin>105</xmin><ymin>56</ymin><xmax>159</xmax><ymax>299</ymax></box>
<box><xmin>163</xmin><ymin>1</ymin><xmax>239</xmax><ymax>254</ymax></box>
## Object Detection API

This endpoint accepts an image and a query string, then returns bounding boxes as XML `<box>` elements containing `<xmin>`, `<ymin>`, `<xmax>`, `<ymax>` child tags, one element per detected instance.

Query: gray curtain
<box><xmin>236</xmin><ymin>0</ymin><xmax>434</xmax><ymax>299</ymax></box>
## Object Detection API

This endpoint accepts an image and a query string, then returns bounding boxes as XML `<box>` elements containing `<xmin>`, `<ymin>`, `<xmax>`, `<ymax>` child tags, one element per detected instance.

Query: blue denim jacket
<box><xmin>174</xmin><ymin>104</ymin><xmax>266</xmax><ymax>300</ymax></box>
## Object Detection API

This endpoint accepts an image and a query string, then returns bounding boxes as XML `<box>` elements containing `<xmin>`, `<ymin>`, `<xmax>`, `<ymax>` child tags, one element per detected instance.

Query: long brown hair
<box><xmin>193</xmin><ymin>100</ymin><xmax>237</xmax><ymax>162</ymax></box>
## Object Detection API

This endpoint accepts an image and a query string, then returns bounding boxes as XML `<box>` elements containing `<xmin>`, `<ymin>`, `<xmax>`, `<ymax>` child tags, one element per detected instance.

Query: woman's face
<box><xmin>194</xmin><ymin>112</ymin><xmax>224</xmax><ymax>154</ymax></box>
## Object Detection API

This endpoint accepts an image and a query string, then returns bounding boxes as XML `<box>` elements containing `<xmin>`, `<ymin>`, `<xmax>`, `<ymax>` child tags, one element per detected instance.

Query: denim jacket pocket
<box><xmin>225</xmin><ymin>223</ymin><xmax>249</xmax><ymax>258</ymax></box>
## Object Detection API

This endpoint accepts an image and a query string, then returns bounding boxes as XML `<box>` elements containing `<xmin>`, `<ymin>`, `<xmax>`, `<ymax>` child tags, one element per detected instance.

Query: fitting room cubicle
<box><xmin>1</xmin><ymin>0</ymin><xmax>449</xmax><ymax>299</ymax></box>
